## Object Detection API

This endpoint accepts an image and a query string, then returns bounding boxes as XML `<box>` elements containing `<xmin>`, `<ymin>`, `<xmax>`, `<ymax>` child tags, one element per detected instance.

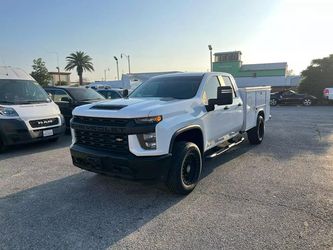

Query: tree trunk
<box><xmin>79</xmin><ymin>73</ymin><xmax>83</xmax><ymax>86</ymax></box>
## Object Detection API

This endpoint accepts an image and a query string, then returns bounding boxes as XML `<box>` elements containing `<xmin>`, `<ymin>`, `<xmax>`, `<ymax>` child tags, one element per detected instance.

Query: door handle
<box><xmin>224</xmin><ymin>106</ymin><xmax>229</xmax><ymax>110</ymax></box>
<box><xmin>238</xmin><ymin>103</ymin><xmax>242</xmax><ymax>107</ymax></box>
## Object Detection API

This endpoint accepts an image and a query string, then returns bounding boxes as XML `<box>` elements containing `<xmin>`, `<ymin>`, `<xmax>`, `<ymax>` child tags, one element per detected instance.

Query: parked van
<box><xmin>323</xmin><ymin>87</ymin><xmax>333</xmax><ymax>101</ymax></box>
<box><xmin>0</xmin><ymin>66</ymin><xmax>65</xmax><ymax>151</ymax></box>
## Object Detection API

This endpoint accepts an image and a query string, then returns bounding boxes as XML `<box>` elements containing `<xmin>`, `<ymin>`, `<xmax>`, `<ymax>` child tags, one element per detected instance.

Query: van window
<box><xmin>0</xmin><ymin>80</ymin><xmax>50</xmax><ymax>105</ymax></box>
<box><xmin>53</xmin><ymin>90</ymin><xmax>72</xmax><ymax>103</ymax></box>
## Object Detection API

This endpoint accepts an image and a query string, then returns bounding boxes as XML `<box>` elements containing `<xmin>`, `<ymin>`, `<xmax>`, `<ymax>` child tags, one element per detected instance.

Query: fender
<box><xmin>168</xmin><ymin>125</ymin><xmax>203</xmax><ymax>154</ymax></box>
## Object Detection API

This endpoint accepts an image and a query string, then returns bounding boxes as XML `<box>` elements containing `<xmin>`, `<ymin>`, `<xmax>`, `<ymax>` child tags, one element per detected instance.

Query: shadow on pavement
<box><xmin>0</xmin><ymin>135</ymin><xmax>71</xmax><ymax>161</ymax></box>
<box><xmin>0</xmin><ymin>172</ymin><xmax>182</xmax><ymax>249</ymax></box>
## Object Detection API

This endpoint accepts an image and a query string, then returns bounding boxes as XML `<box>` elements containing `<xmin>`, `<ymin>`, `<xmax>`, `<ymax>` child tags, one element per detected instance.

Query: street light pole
<box><xmin>121</xmin><ymin>53</ymin><xmax>131</xmax><ymax>74</ymax></box>
<box><xmin>208</xmin><ymin>45</ymin><xmax>213</xmax><ymax>72</ymax></box>
<box><xmin>114</xmin><ymin>56</ymin><xmax>119</xmax><ymax>80</ymax></box>
<box><xmin>104</xmin><ymin>68</ymin><xmax>110</xmax><ymax>81</ymax></box>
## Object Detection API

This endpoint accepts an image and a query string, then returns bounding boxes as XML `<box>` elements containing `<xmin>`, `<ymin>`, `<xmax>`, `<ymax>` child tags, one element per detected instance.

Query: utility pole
<box><xmin>114</xmin><ymin>56</ymin><xmax>119</xmax><ymax>80</ymax></box>
<box><xmin>208</xmin><ymin>45</ymin><xmax>213</xmax><ymax>72</ymax></box>
<box><xmin>121</xmin><ymin>53</ymin><xmax>131</xmax><ymax>74</ymax></box>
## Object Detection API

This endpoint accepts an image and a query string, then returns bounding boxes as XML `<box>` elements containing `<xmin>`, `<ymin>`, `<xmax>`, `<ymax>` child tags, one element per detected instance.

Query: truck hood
<box><xmin>73</xmin><ymin>97</ymin><xmax>201</xmax><ymax>118</ymax></box>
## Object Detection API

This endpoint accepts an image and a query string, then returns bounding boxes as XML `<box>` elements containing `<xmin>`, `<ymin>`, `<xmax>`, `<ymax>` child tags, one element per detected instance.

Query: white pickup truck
<box><xmin>70</xmin><ymin>73</ymin><xmax>270</xmax><ymax>194</ymax></box>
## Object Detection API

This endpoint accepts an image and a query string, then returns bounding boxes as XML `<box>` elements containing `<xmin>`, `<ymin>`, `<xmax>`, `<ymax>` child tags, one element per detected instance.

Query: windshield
<box><xmin>0</xmin><ymin>79</ymin><xmax>51</xmax><ymax>105</ymax></box>
<box><xmin>67</xmin><ymin>88</ymin><xmax>105</xmax><ymax>101</ymax></box>
<box><xmin>130</xmin><ymin>75</ymin><xmax>203</xmax><ymax>99</ymax></box>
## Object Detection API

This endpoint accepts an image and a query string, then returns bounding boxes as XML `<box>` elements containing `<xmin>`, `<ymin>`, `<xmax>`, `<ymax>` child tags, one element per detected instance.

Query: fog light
<box><xmin>138</xmin><ymin>132</ymin><xmax>156</xmax><ymax>150</ymax></box>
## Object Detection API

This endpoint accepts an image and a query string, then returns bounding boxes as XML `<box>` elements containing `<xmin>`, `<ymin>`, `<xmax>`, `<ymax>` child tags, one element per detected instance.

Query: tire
<box><xmin>247</xmin><ymin>115</ymin><xmax>265</xmax><ymax>145</ymax></box>
<box><xmin>303</xmin><ymin>98</ymin><xmax>312</xmax><ymax>106</ymax></box>
<box><xmin>166</xmin><ymin>141</ymin><xmax>202</xmax><ymax>195</ymax></box>
<box><xmin>270</xmin><ymin>98</ymin><xmax>278</xmax><ymax>106</ymax></box>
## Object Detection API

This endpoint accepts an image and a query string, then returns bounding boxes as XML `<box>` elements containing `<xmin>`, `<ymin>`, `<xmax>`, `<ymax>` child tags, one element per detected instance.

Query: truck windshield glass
<box><xmin>130</xmin><ymin>75</ymin><xmax>203</xmax><ymax>99</ymax></box>
<box><xmin>0</xmin><ymin>79</ymin><xmax>51</xmax><ymax>104</ymax></box>
<box><xmin>67</xmin><ymin>88</ymin><xmax>105</xmax><ymax>101</ymax></box>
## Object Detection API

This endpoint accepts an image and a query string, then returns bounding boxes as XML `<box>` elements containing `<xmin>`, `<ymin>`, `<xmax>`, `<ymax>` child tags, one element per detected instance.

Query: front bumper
<box><xmin>0</xmin><ymin>118</ymin><xmax>66</xmax><ymax>146</ymax></box>
<box><xmin>70</xmin><ymin>144</ymin><xmax>172</xmax><ymax>180</ymax></box>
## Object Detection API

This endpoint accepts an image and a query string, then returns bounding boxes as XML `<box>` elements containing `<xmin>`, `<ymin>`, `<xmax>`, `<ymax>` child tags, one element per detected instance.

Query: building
<box><xmin>49</xmin><ymin>71</ymin><xmax>71</xmax><ymax>85</ymax></box>
<box><xmin>213</xmin><ymin>51</ymin><xmax>300</xmax><ymax>89</ymax></box>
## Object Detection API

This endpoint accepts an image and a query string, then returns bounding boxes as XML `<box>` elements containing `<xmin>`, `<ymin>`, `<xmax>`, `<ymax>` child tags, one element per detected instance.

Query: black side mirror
<box><xmin>217</xmin><ymin>86</ymin><xmax>233</xmax><ymax>105</ymax></box>
<box><xmin>206</xmin><ymin>86</ymin><xmax>233</xmax><ymax>112</ymax></box>
<box><xmin>123</xmin><ymin>89</ymin><xmax>129</xmax><ymax>98</ymax></box>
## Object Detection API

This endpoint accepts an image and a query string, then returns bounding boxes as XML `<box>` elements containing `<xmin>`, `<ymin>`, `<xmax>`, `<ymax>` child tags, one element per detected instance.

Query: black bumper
<box><xmin>0</xmin><ymin>118</ymin><xmax>66</xmax><ymax>146</ymax></box>
<box><xmin>70</xmin><ymin>144</ymin><xmax>172</xmax><ymax>180</ymax></box>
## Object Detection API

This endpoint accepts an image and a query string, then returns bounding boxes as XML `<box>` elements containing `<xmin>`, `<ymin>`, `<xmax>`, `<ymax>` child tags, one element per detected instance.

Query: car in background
<box><xmin>44</xmin><ymin>86</ymin><xmax>105</xmax><ymax>128</ymax></box>
<box><xmin>96</xmin><ymin>88</ymin><xmax>123</xmax><ymax>99</ymax></box>
<box><xmin>270</xmin><ymin>90</ymin><xmax>317</xmax><ymax>106</ymax></box>
<box><xmin>0</xmin><ymin>66</ymin><xmax>65</xmax><ymax>151</ymax></box>
<box><xmin>323</xmin><ymin>87</ymin><xmax>333</xmax><ymax>101</ymax></box>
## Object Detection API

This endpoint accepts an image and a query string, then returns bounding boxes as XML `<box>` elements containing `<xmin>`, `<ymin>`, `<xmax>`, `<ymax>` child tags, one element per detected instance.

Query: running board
<box><xmin>205</xmin><ymin>137</ymin><xmax>245</xmax><ymax>159</ymax></box>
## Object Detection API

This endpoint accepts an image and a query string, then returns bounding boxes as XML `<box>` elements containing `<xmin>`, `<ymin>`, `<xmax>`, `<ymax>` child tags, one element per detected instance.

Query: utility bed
<box><xmin>239</xmin><ymin>86</ymin><xmax>271</xmax><ymax>132</ymax></box>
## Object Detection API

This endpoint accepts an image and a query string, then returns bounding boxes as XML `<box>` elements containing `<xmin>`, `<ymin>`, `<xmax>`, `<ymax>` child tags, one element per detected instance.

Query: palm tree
<box><xmin>65</xmin><ymin>51</ymin><xmax>94</xmax><ymax>85</ymax></box>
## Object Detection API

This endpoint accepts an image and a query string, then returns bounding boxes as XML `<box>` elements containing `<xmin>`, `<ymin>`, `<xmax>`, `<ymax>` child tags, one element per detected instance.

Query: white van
<box><xmin>0</xmin><ymin>66</ymin><xmax>65</xmax><ymax>151</ymax></box>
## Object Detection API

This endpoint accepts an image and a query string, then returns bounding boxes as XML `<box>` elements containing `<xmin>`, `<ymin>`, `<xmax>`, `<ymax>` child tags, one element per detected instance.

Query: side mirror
<box><xmin>216</xmin><ymin>86</ymin><xmax>233</xmax><ymax>105</ymax></box>
<box><xmin>123</xmin><ymin>89</ymin><xmax>129</xmax><ymax>98</ymax></box>
<box><xmin>206</xmin><ymin>86</ymin><xmax>233</xmax><ymax>112</ymax></box>
<box><xmin>61</xmin><ymin>97</ymin><xmax>72</xmax><ymax>103</ymax></box>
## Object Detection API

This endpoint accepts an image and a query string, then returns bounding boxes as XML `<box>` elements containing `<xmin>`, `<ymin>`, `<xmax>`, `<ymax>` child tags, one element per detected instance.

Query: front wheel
<box><xmin>303</xmin><ymin>98</ymin><xmax>312</xmax><ymax>106</ymax></box>
<box><xmin>247</xmin><ymin>115</ymin><xmax>265</xmax><ymax>145</ymax></box>
<box><xmin>166</xmin><ymin>141</ymin><xmax>202</xmax><ymax>195</ymax></box>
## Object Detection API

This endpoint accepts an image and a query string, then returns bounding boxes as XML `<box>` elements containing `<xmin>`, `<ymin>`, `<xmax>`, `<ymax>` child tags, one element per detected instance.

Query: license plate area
<box><xmin>43</xmin><ymin>129</ymin><xmax>54</xmax><ymax>137</ymax></box>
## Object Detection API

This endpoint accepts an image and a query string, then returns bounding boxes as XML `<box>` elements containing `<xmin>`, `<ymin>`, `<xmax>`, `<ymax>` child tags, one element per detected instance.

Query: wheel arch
<box><xmin>169</xmin><ymin>125</ymin><xmax>204</xmax><ymax>154</ymax></box>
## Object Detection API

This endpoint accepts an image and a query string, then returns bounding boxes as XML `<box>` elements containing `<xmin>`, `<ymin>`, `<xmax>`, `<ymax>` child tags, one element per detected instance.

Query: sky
<box><xmin>0</xmin><ymin>0</ymin><xmax>332</xmax><ymax>82</ymax></box>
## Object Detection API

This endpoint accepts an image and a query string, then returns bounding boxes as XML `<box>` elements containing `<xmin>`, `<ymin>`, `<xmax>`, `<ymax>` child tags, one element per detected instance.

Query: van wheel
<box><xmin>166</xmin><ymin>141</ymin><xmax>202</xmax><ymax>195</ymax></box>
<box><xmin>247</xmin><ymin>115</ymin><xmax>264</xmax><ymax>145</ymax></box>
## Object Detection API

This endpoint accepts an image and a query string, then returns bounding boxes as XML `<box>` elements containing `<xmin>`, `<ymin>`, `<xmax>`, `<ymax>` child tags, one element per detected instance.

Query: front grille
<box><xmin>75</xmin><ymin>129</ymin><xmax>129</xmax><ymax>154</ymax></box>
<box><xmin>73</xmin><ymin>116</ymin><xmax>129</xmax><ymax>127</ymax></box>
<box><xmin>73</xmin><ymin>116</ymin><xmax>130</xmax><ymax>154</ymax></box>
<box><xmin>29</xmin><ymin>117</ymin><xmax>59</xmax><ymax>128</ymax></box>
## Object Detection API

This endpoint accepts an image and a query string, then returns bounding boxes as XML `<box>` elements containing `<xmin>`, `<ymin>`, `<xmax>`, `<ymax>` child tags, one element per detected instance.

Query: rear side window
<box><xmin>220</xmin><ymin>76</ymin><xmax>236</xmax><ymax>97</ymax></box>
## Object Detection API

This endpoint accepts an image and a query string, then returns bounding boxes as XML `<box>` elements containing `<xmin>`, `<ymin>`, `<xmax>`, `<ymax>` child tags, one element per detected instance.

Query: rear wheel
<box><xmin>303</xmin><ymin>98</ymin><xmax>312</xmax><ymax>106</ymax></box>
<box><xmin>247</xmin><ymin>115</ymin><xmax>265</xmax><ymax>145</ymax></box>
<box><xmin>166</xmin><ymin>141</ymin><xmax>202</xmax><ymax>195</ymax></box>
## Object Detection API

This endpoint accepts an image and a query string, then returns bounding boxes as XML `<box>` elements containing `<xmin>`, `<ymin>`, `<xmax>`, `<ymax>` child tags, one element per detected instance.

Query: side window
<box><xmin>53</xmin><ymin>90</ymin><xmax>72</xmax><ymax>103</ymax></box>
<box><xmin>202</xmin><ymin>76</ymin><xmax>221</xmax><ymax>105</ymax></box>
<box><xmin>221</xmin><ymin>76</ymin><xmax>236</xmax><ymax>97</ymax></box>
<box><xmin>110</xmin><ymin>91</ymin><xmax>120</xmax><ymax>99</ymax></box>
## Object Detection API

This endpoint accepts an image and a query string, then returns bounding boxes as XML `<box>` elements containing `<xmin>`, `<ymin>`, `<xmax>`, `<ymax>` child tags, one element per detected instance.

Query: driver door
<box><xmin>202</xmin><ymin>76</ymin><xmax>228</xmax><ymax>149</ymax></box>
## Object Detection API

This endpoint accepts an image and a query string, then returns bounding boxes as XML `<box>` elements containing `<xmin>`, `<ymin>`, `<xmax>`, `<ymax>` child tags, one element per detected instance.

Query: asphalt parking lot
<box><xmin>0</xmin><ymin>106</ymin><xmax>332</xmax><ymax>249</ymax></box>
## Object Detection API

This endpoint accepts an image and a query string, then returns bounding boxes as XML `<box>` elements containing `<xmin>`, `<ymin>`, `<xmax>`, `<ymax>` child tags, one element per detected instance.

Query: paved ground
<box><xmin>0</xmin><ymin>106</ymin><xmax>332</xmax><ymax>249</ymax></box>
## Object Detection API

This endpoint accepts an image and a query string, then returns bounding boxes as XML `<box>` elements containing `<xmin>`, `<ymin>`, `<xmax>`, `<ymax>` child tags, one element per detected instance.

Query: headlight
<box><xmin>0</xmin><ymin>106</ymin><xmax>19</xmax><ymax>117</ymax></box>
<box><xmin>137</xmin><ymin>132</ymin><xmax>157</xmax><ymax>150</ymax></box>
<box><xmin>135</xmin><ymin>115</ymin><xmax>162</xmax><ymax>124</ymax></box>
